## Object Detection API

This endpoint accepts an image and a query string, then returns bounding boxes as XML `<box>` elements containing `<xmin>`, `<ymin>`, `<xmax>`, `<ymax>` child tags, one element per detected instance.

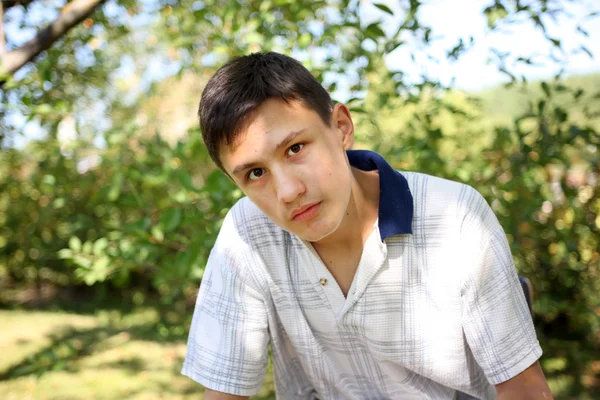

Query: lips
<box><xmin>291</xmin><ymin>202</ymin><xmax>321</xmax><ymax>221</ymax></box>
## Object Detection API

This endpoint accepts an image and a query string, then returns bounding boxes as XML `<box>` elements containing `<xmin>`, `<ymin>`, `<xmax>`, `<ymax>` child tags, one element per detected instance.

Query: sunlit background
<box><xmin>0</xmin><ymin>0</ymin><xmax>599</xmax><ymax>399</ymax></box>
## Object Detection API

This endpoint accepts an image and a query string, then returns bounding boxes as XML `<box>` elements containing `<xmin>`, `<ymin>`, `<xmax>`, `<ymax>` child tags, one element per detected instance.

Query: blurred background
<box><xmin>0</xmin><ymin>0</ymin><xmax>598</xmax><ymax>399</ymax></box>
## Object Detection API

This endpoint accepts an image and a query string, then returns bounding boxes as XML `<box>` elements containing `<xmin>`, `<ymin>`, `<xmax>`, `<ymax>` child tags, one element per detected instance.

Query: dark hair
<box><xmin>199</xmin><ymin>52</ymin><xmax>334</xmax><ymax>170</ymax></box>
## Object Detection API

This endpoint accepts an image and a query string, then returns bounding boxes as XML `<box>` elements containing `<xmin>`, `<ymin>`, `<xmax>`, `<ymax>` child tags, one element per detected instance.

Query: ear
<box><xmin>331</xmin><ymin>103</ymin><xmax>355</xmax><ymax>150</ymax></box>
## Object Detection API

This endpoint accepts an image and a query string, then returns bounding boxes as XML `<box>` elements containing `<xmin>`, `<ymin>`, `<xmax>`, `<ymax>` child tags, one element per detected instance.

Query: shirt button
<box><xmin>319</xmin><ymin>278</ymin><xmax>328</xmax><ymax>286</ymax></box>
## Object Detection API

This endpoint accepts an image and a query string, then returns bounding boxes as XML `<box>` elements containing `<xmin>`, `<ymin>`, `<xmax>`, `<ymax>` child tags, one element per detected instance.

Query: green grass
<box><xmin>477</xmin><ymin>72</ymin><xmax>600</xmax><ymax>125</ymax></box>
<box><xmin>0</xmin><ymin>309</ymin><xmax>276</xmax><ymax>400</ymax></box>
<box><xmin>2</xmin><ymin>309</ymin><xmax>598</xmax><ymax>399</ymax></box>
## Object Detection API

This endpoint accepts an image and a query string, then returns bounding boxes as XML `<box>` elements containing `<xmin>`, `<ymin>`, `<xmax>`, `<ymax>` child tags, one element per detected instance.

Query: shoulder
<box><xmin>210</xmin><ymin>197</ymin><xmax>287</xmax><ymax>284</ymax></box>
<box><xmin>219</xmin><ymin>196</ymin><xmax>286</xmax><ymax>250</ymax></box>
<box><xmin>399</xmin><ymin>171</ymin><xmax>486</xmax><ymax>219</ymax></box>
<box><xmin>401</xmin><ymin>171</ymin><xmax>480</xmax><ymax>196</ymax></box>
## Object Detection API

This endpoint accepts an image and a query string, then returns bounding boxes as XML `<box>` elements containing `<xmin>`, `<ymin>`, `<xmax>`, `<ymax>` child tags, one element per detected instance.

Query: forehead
<box><xmin>221</xmin><ymin>98</ymin><xmax>323</xmax><ymax>155</ymax></box>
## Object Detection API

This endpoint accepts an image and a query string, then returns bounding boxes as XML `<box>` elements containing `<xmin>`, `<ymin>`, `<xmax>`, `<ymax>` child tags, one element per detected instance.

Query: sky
<box><xmin>375</xmin><ymin>0</ymin><xmax>600</xmax><ymax>90</ymax></box>
<box><xmin>4</xmin><ymin>0</ymin><xmax>600</xmax><ymax>148</ymax></box>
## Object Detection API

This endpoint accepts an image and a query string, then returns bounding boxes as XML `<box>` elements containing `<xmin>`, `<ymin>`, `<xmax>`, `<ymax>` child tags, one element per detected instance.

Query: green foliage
<box><xmin>362</xmin><ymin>71</ymin><xmax>600</xmax><ymax>397</ymax></box>
<box><xmin>1</xmin><ymin>0</ymin><xmax>599</xmax><ymax>398</ymax></box>
<box><xmin>1</xmin><ymin>125</ymin><xmax>242</xmax><ymax>308</ymax></box>
<box><xmin>479</xmin><ymin>83</ymin><xmax>599</xmax><ymax>397</ymax></box>
<box><xmin>0</xmin><ymin>139</ymin><xmax>102</xmax><ymax>291</ymax></box>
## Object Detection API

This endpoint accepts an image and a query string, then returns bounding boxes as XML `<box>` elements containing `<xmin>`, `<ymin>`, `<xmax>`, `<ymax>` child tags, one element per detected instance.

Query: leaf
<box><xmin>555</xmin><ymin>84</ymin><xmax>568</xmax><ymax>92</ymax></box>
<box><xmin>554</xmin><ymin>68</ymin><xmax>565</xmax><ymax>80</ymax></box>
<box><xmin>107</xmin><ymin>173</ymin><xmax>123</xmax><ymax>202</ymax></box>
<box><xmin>538</xmin><ymin>100</ymin><xmax>546</xmax><ymax>114</ymax></box>
<box><xmin>69</xmin><ymin>236</ymin><xmax>82</xmax><ymax>252</ymax></box>
<box><xmin>298</xmin><ymin>33</ymin><xmax>312</xmax><ymax>48</ymax></box>
<box><xmin>173</xmin><ymin>36</ymin><xmax>196</xmax><ymax>47</ymax></box>
<box><xmin>456</xmin><ymin>168</ymin><xmax>471</xmax><ymax>182</ymax></box>
<box><xmin>484</xmin><ymin>4</ymin><xmax>508</xmax><ymax>28</ymax></box>
<box><xmin>151</xmin><ymin>226</ymin><xmax>164</xmax><ymax>242</ymax></box>
<box><xmin>585</xmin><ymin>11</ymin><xmax>599</xmax><ymax>19</ymax></box>
<box><xmin>204</xmin><ymin>169</ymin><xmax>236</xmax><ymax>195</ymax></box>
<box><xmin>82</xmin><ymin>241</ymin><xmax>93</xmax><ymax>254</ymax></box>
<box><xmin>38</xmin><ymin>60</ymin><xmax>52</xmax><ymax>82</ymax></box>
<box><xmin>373</xmin><ymin>3</ymin><xmax>394</xmax><ymax>15</ymax></box>
<box><xmin>186</xmin><ymin>238</ymin><xmax>204</xmax><ymax>267</ymax></box>
<box><xmin>73</xmin><ymin>255</ymin><xmax>92</xmax><ymax>269</ymax></box>
<box><xmin>531</xmin><ymin>15</ymin><xmax>546</xmax><ymax>32</ymax></box>
<box><xmin>84</xmin><ymin>273</ymin><xmax>98</xmax><ymax>286</ymax></box>
<box><xmin>57</xmin><ymin>249</ymin><xmax>73</xmax><ymax>259</ymax></box>
<box><xmin>516</xmin><ymin>57</ymin><xmax>533</xmax><ymax>65</ymax></box>
<box><xmin>92</xmin><ymin>256</ymin><xmax>111</xmax><ymax>281</ymax></box>
<box><xmin>554</xmin><ymin>107</ymin><xmax>568</xmax><ymax>123</ymax></box>
<box><xmin>42</xmin><ymin>175</ymin><xmax>56</xmax><ymax>186</ymax></box>
<box><xmin>175</xmin><ymin>169</ymin><xmax>200</xmax><ymax>193</ymax></box>
<box><xmin>499</xmin><ymin>68</ymin><xmax>516</xmax><ymax>82</ymax></box>
<box><xmin>385</xmin><ymin>40</ymin><xmax>404</xmax><ymax>53</ymax></box>
<box><xmin>365</xmin><ymin>22</ymin><xmax>386</xmax><ymax>40</ymax></box>
<box><xmin>35</xmin><ymin>104</ymin><xmax>55</xmax><ymax>115</ymax></box>
<box><xmin>576</xmin><ymin>25</ymin><xmax>589</xmax><ymax>37</ymax></box>
<box><xmin>548</xmin><ymin>37</ymin><xmax>561</xmax><ymax>48</ymax></box>
<box><xmin>349</xmin><ymin>107</ymin><xmax>366</xmax><ymax>114</ymax></box>
<box><xmin>569</xmin><ymin>126</ymin><xmax>582</xmax><ymax>138</ymax></box>
<box><xmin>541</xmin><ymin>81</ymin><xmax>551</xmax><ymax>97</ymax></box>
<box><xmin>160</xmin><ymin>208</ymin><xmax>182</xmax><ymax>232</ymax></box>
<box><xmin>93</xmin><ymin>238</ymin><xmax>109</xmax><ymax>255</ymax></box>
<box><xmin>447</xmin><ymin>39</ymin><xmax>465</xmax><ymax>60</ymax></box>
<box><xmin>580</xmin><ymin>45</ymin><xmax>593</xmax><ymax>59</ymax></box>
<box><xmin>245</xmin><ymin>32</ymin><xmax>263</xmax><ymax>45</ymax></box>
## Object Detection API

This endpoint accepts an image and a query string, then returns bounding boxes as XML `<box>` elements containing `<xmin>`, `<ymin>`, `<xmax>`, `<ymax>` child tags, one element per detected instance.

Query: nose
<box><xmin>274</xmin><ymin>168</ymin><xmax>306</xmax><ymax>204</ymax></box>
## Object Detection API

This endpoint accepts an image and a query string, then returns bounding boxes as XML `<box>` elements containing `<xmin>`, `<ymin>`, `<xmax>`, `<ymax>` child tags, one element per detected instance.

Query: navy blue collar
<box><xmin>347</xmin><ymin>150</ymin><xmax>413</xmax><ymax>240</ymax></box>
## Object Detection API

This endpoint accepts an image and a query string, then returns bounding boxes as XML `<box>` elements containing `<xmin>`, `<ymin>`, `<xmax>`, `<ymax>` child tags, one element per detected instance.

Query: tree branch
<box><xmin>1</xmin><ymin>2</ymin><xmax>5</xmax><ymax>59</ymax></box>
<box><xmin>0</xmin><ymin>0</ymin><xmax>107</xmax><ymax>78</ymax></box>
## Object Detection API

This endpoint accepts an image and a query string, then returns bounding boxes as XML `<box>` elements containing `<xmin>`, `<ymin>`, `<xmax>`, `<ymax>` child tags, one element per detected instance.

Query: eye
<box><xmin>287</xmin><ymin>143</ymin><xmax>304</xmax><ymax>157</ymax></box>
<box><xmin>248</xmin><ymin>168</ymin><xmax>265</xmax><ymax>181</ymax></box>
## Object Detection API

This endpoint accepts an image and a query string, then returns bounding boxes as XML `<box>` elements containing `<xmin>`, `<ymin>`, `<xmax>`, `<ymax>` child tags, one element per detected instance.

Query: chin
<box><xmin>294</xmin><ymin>219</ymin><xmax>341</xmax><ymax>243</ymax></box>
<box><xmin>296</xmin><ymin>231</ymin><xmax>329</xmax><ymax>243</ymax></box>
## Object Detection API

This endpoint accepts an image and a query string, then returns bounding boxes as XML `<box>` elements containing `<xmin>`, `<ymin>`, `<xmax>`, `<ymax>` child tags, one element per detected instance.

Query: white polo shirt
<box><xmin>182</xmin><ymin>150</ymin><xmax>542</xmax><ymax>399</ymax></box>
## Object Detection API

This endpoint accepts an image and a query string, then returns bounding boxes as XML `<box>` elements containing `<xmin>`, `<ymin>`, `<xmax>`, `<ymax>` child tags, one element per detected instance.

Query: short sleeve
<box><xmin>181</xmin><ymin>222</ymin><xmax>270</xmax><ymax>395</ymax></box>
<box><xmin>460</xmin><ymin>189</ymin><xmax>542</xmax><ymax>385</ymax></box>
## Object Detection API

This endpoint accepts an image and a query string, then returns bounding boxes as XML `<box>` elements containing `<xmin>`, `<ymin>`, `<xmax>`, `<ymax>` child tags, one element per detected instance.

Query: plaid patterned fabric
<box><xmin>182</xmin><ymin>151</ymin><xmax>542</xmax><ymax>399</ymax></box>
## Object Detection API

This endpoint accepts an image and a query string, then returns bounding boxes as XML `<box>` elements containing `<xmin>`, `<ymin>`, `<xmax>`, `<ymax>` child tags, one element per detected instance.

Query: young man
<box><xmin>181</xmin><ymin>52</ymin><xmax>552</xmax><ymax>399</ymax></box>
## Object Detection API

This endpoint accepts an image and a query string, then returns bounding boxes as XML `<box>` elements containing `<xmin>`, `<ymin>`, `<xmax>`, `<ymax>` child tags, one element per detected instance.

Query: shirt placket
<box><xmin>300</xmin><ymin>243</ymin><xmax>347</xmax><ymax>317</ymax></box>
<box><xmin>299</xmin><ymin>225</ymin><xmax>388</xmax><ymax>321</ymax></box>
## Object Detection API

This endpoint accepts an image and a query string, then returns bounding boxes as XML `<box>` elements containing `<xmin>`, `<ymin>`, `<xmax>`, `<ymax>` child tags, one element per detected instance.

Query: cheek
<box><xmin>249</xmin><ymin>192</ymin><xmax>272</xmax><ymax>209</ymax></box>
<box><xmin>246</xmin><ymin>190</ymin><xmax>283</xmax><ymax>219</ymax></box>
<box><xmin>308</xmin><ymin>147</ymin><xmax>345</xmax><ymax>178</ymax></box>
<box><xmin>319</xmin><ymin>153</ymin><xmax>351</xmax><ymax>185</ymax></box>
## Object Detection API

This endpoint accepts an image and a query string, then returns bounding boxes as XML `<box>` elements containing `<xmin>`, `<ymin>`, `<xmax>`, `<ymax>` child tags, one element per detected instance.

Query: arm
<box><xmin>460</xmin><ymin>188</ymin><xmax>544</xmax><ymax>387</ymax></box>
<box><xmin>204</xmin><ymin>388</ymin><xmax>249</xmax><ymax>400</ymax></box>
<box><xmin>181</xmin><ymin>208</ymin><xmax>270</xmax><ymax>396</ymax></box>
<box><xmin>495</xmin><ymin>361</ymin><xmax>553</xmax><ymax>400</ymax></box>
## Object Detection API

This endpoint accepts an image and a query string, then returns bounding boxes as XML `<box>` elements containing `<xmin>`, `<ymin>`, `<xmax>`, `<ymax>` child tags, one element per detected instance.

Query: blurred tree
<box><xmin>0</xmin><ymin>0</ymin><xmax>599</xmax><ymax>396</ymax></box>
<box><xmin>0</xmin><ymin>0</ymin><xmax>107</xmax><ymax>82</ymax></box>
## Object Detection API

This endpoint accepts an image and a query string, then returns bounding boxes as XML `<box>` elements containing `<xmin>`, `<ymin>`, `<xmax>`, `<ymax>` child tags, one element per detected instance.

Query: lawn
<box><xmin>0</xmin><ymin>309</ymin><xmax>276</xmax><ymax>400</ymax></box>
<box><xmin>1</xmin><ymin>308</ymin><xmax>596</xmax><ymax>399</ymax></box>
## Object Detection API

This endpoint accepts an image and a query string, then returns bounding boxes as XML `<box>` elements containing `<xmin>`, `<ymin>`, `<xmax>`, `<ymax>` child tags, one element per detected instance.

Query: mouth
<box><xmin>291</xmin><ymin>202</ymin><xmax>321</xmax><ymax>221</ymax></box>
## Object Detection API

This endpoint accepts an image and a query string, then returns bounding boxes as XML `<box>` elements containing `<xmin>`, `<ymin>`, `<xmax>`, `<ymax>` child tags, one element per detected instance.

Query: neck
<box><xmin>312</xmin><ymin>167</ymin><xmax>379</xmax><ymax>249</ymax></box>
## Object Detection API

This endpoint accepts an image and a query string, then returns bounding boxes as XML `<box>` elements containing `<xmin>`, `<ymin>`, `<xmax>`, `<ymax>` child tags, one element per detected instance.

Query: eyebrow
<box><xmin>231</xmin><ymin>128</ymin><xmax>307</xmax><ymax>177</ymax></box>
<box><xmin>275</xmin><ymin>128</ymin><xmax>306</xmax><ymax>152</ymax></box>
<box><xmin>232</xmin><ymin>161</ymin><xmax>260</xmax><ymax>177</ymax></box>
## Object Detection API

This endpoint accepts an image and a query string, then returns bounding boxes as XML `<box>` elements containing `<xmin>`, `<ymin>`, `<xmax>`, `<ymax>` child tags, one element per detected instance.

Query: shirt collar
<box><xmin>347</xmin><ymin>150</ymin><xmax>414</xmax><ymax>240</ymax></box>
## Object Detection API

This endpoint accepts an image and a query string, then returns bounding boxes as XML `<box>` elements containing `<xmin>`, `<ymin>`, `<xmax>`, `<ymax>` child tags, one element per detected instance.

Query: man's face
<box><xmin>219</xmin><ymin>98</ymin><xmax>355</xmax><ymax>243</ymax></box>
